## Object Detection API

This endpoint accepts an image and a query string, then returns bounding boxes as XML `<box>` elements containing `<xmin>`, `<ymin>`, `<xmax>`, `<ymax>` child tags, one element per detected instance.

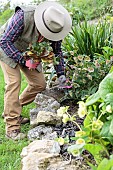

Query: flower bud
<box><xmin>106</xmin><ymin>105</ymin><xmax>112</xmax><ymax>113</ymax></box>
<box><xmin>76</xmin><ymin>138</ymin><xmax>85</xmax><ymax>145</ymax></box>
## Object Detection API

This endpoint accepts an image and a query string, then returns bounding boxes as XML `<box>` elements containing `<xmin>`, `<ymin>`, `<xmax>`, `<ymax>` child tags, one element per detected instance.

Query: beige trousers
<box><xmin>0</xmin><ymin>61</ymin><xmax>46</xmax><ymax>133</ymax></box>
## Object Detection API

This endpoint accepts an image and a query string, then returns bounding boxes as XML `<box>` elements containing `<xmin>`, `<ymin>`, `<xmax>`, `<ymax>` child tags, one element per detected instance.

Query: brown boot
<box><xmin>6</xmin><ymin>130</ymin><xmax>26</xmax><ymax>140</ymax></box>
<box><xmin>2</xmin><ymin>113</ymin><xmax>29</xmax><ymax>124</ymax></box>
<box><xmin>19</xmin><ymin>116</ymin><xmax>30</xmax><ymax>124</ymax></box>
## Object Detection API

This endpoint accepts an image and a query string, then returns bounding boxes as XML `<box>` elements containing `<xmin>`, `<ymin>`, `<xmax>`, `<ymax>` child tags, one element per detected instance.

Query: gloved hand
<box><xmin>58</xmin><ymin>75</ymin><xmax>66</xmax><ymax>86</ymax></box>
<box><xmin>25</xmin><ymin>59</ymin><xmax>40</xmax><ymax>69</ymax></box>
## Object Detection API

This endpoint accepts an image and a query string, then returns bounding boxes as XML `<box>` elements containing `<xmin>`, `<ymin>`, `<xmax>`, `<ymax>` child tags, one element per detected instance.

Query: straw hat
<box><xmin>34</xmin><ymin>1</ymin><xmax>72</xmax><ymax>41</ymax></box>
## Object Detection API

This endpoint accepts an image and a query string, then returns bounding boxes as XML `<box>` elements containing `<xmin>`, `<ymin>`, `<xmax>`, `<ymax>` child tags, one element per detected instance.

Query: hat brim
<box><xmin>34</xmin><ymin>1</ymin><xmax>72</xmax><ymax>41</ymax></box>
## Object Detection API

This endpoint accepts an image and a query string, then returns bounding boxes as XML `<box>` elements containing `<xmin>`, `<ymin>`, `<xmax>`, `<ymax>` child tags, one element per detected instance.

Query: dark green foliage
<box><xmin>63</xmin><ymin>19</ymin><xmax>112</xmax><ymax>58</ymax></box>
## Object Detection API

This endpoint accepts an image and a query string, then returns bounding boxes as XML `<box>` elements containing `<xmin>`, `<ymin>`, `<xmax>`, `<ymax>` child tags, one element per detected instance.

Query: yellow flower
<box><xmin>57</xmin><ymin>107</ymin><xmax>66</xmax><ymax>117</ymax></box>
<box><xmin>76</xmin><ymin>138</ymin><xmax>85</xmax><ymax>145</ymax></box>
<box><xmin>78</xmin><ymin>108</ymin><xmax>86</xmax><ymax>118</ymax></box>
<box><xmin>71</xmin><ymin>149</ymin><xmax>80</xmax><ymax>157</ymax></box>
<box><xmin>76</xmin><ymin>131</ymin><xmax>86</xmax><ymax>137</ymax></box>
<box><xmin>62</xmin><ymin>114</ymin><xmax>70</xmax><ymax>124</ymax></box>
<box><xmin>57</xmin><ymin>137</ymin><xmax>65</xmax><ymax>145</ymax></box>
<box><xmin>78</xmin><ymin>101</ymin><xmax>86</xmax><ymax>108</ymax></box>
<box><xmin>78</xmin><ymin>101</ymin><xmax>87</xmax><ymax>118</ymax></box>
<box><xmin>92</xmin><ymin>119</ymin><xmax>103</xmax><ymax>131</ymax></box>
<box><xmin>106</xmin><ymin>105</ymin><xmax>112</xmax><ymax>113</ymax></box>
<box><xmin>57</xmin><ymin>106</ymin><xmax>69</xmax><ymax>117</ymax></box>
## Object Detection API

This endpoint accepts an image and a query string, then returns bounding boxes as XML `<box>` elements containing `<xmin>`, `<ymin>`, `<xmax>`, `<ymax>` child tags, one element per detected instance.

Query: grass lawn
<box><xmin>0</xmin><ymin>67</ymin><xmax>35</xmax><ymax>170</ymax></box>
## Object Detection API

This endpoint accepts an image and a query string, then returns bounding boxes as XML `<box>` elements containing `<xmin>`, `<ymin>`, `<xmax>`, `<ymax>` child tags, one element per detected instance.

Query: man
<box><xmin>0</xmin><ymin>1</ymin><xmax>72</xmax><ymax>140</ymax></box>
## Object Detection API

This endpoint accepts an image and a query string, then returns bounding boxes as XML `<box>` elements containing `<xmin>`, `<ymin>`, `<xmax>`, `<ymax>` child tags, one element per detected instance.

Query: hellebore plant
<box><xmin>64</xmin><ymin>54</ymin><xmax>112</xmax><ymax>100</ymax></box>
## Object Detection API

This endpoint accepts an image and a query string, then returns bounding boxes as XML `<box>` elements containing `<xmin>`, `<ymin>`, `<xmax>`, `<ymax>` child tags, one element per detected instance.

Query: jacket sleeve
<box><xmin>0</xmin><ymin>9</ymin><xmax>24</xmax><ymax>63</ymax></box>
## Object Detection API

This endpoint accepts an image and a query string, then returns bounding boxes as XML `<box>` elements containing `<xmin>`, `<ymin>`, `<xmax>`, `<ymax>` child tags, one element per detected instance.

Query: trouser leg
<box><xmin>0</xmin><ymin>61</ymin><xmax>9</xmax><ymax>116</ymax></box>
<box><xmin>0</xmin><ymin>61</ymin><xmax>22</xmax><ymax>133</ymax></box>
<box><xmin>0</xmin><ymin>61</ymin><xmax>9</xmax><ymax>90</ymax></box>
<box><xmin>19</xmin><ymin>66</ymin><xmax>46</xmax><ymax>106</ymax></box>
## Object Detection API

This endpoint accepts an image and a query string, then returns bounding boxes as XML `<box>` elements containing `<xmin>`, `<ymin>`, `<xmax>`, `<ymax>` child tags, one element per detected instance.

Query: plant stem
<box><xmin>98</xmin><ymin>111</ymin><xmax>105</xmax><ymax>120</ymax></box>
<box><xmin>73</xmin><ymin>120</ymin><xmax>82</xmax><ymax>131</ymax></box>
<box><xmin>100</xmin><ymin>138</ymin><xmax>110</xmax><ymax>158</ymax></box>
<box><xmin>66</xmin><ymin>112</ymin><xmax>82</xmax><ymax>131</ymax></box>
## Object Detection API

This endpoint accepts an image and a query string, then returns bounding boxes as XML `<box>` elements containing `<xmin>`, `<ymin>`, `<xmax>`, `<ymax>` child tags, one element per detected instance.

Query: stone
<box><xmin>21</xmin><ymin>140</ymin><xmax>61</xmax><ymax>158</ymax></box>
<box><xmin>42</xmin><ymin>131</ymin><xmax>58</xmax><ymax>140</ymax></box>
<box><xmin>27</xmin><ymin>125</ymin><xmax>58</xmax><ymax>141</ymax></box>
<box><xmin>30</xmin><ymin>108</ymin><xmax>40</xmax><ymax>126</ymax></box>
<box><xmin>21</xmin><ymin>152</ymin><xmax>62</xmax><ymax>170</ymax></box>
<box><xmin>47</xmin><ymin>161</ymin><xmax>77</xmax><ymax>170</ymax></box>
<box><xmin>34</xmin><ymin>93</ymin><xmax>60</xmax><ymax>111</ymax></box>
<box><xmin>37</xmin><ymin>111</ymin><xmax>62</xmax><ymax>125</ymax></box>
<box><xmin>30</xmin><ymin>93</ymin><xmax>61</xmax><ymax>127</ymax></box>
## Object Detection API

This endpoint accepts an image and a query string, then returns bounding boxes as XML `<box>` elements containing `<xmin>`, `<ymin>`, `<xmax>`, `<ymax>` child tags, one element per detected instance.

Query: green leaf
<box><xmin>105</xmin><ymin>93</ymin><xmax>113</xmax><ymax>107</ymax></box>
<box><xmin>85</xmin><ymin>91</ymin><xmax>100</xmax><ymax>106</ymax></box>
<box><xmin>107</xmin><ymin>160</ymin><xmax>113</xmax><ymax>169</ymax></box>
<box><xmin>110</xmin><ymin>119</ymin><xmax>113</xmax><ymax>136</ymax></box>
<box><xmin>97</xmin><ymin>156</ymin><xmax>113</xmax><ymax>170</ymax></box>
<box><xmin>100</xmin><ymin>121</ymin><xmax>113</xmax><ymax>145</ymax></box>
<box><xmin>84</xmin><ymin>112</ymin><xmax>94</xmax><ymax>128</ymax></box>
<box><xmin>100</xmin><ymin>121</ymin><xmax>110</xmax><ymax>137</ymax></box>
<box><xmin>68</xmin><ymin>143</ymin><xmax>84</xmax><ymax>153</ymax></box>
<box><xmin>97</xmin><ymin>158</ymin><xmax>109</xmax><ymax>170</ymax></box>
<box><xmin>70</xmin><ymin>137</ymin><xmax>78</xmax><ymax>141</ymax></box>
<box><xmin>84</xmin><ymin>144</ymin><xmax>104</xmax><ymax>164</ymax></box>
<box><xmin>110</xmin><ymin>155</ymin><xmax>113</xmax><ymax>159</ymax></box>
<box><xmin>94</xmin><ymin>155</ymin><xmax>113</xmax><ymax>170</ymax></box>
<box><xmin>99</xmin><ymin>72</ymin><xmax>113</xmax><ymax>100</ymax></box>
<box><xmin>109</xmin><ymin>66</ymin><xmax>113</xmax><ymax>73</ymax></box>
<box><xmin>87</xmin><ymin>162</ymin><xmax>97</xmax><ymax>170</ymax></box>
